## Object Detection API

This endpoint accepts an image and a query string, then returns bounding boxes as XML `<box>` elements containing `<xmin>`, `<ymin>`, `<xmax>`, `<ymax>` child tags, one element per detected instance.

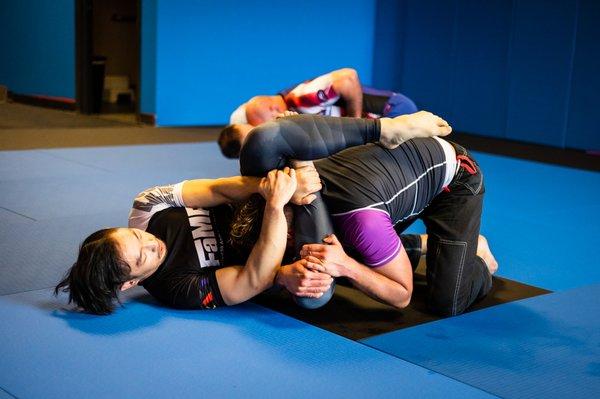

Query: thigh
<box><xmin>420</xmin><ymin>161</ymin><xmax>489</xmax><ymax>315</ymax></box>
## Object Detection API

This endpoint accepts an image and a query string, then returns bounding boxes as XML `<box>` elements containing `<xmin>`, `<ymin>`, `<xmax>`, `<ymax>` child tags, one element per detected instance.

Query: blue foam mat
<box><xmin>0</xmin><ymin>388</ymin><xmax>14</xmax><ymax>399</ymax></box>
<box><xmin>402</xmin><ymin>151</ymin><xmax>600</xmax><ymax>291</ymax></box>
<box><xmin>0</xmin><ymin>143</ymin><xmax>239</xmax><ymax>295</ymax></box>
<box><xmin>41</xmin><ymin>143</ymin><xmax>239</xmax><ymax>179</ymax></box>
<box><xmin>474</xmin><ymin>152</ymin><xmax>600</xmax><ymax>218</ymax></box>
<box><xmin>0</xmin><ymin>212</ymin><xmax>124</xmax><ymax>295</ymax></box>
<box><xmin>0</xmin><ymin>289</ymin><xmax>493</xmax><ymax>398</ymax></box>
<box><xmin>0</xmin><ymin>144</ymin><xmax>239</xmax><ymax>221</ymax></box>
<box><xmin>475</xmin><ymin>152</ymin><xmax>600</xmax><ymax>290</ymax></box>
<box><xmin>362</xmin><ymin>283</ymin><xmax>600</xmax><ymax>399</ymax></box>
<box><xmin>1</xmin><ymin>141</ymin><xmax>598</xmax><ymax>397</ymax></box>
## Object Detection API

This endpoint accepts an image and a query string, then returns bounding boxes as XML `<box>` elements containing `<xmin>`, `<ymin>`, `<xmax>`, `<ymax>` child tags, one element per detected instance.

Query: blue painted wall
<box><xmin>566</xmin><ymin>0</ymin><xmax>600</xmax><ymax>151</ymax></box>
<box><xmin>505</xmin><ymin>0</ymin><xmax>577</xmax><ymax>147</ymax></box>
<box><xmin>451</xmin><ymin>0</ymin><xmax>512</xmax><ymax>139</ymax></box>
<box><xmin>1</xmin><ymin>0</ymin><xmax>597</xmax><ymax>150</ymax></box>
<box><xmin>372</xmin><ymin>0</ymin><xmax>405</xmax><ymax>92</ymax></box>
<box><xmin>152</xmin><ymin>0</ymin><xmax>376</xmax><ymax>126</ymax></box>
<box><xmin>374</xmin><ymin>0</ymin><xmax>600</xmax><ymax>151</ymax></box>
<box><xmin>0</xmin><ymin>0</ymin><xmax>75</xmax><ymax>99</ymax></box>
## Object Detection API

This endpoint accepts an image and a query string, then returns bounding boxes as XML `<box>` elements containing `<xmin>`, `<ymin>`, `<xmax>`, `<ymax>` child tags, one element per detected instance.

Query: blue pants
<box><xmin>362</xmin><ymin>86</ymin><xmax>418</xmax><ymax>117</ymax></box>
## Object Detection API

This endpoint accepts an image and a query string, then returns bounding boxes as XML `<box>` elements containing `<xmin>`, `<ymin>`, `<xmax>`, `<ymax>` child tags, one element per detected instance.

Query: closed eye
<box><xmin>133</xmin><ymin>230</ymin><xmax>143</xmax><ymax>266</ymax></box>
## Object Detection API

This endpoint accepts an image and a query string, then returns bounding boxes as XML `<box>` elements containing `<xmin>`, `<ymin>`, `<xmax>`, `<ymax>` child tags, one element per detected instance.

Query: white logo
<box><xmin>186</xmin><ymin>207</ymin><xmax>220</xmax><ymax>267</ymax></box>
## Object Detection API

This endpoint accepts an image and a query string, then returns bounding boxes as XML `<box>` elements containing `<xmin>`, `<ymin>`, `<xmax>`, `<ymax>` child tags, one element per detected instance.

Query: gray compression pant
<box><xmin>239</xmin><ymin>115</ymin><xmax>381</xmax><ymax>308</ymax></box>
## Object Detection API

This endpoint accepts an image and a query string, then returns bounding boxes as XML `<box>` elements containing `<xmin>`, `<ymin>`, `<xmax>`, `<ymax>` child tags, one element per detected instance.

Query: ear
<box><xmin>120</xmin><ymin>279</ymin><xmax>139</xmax><ymax>291</ymax></box>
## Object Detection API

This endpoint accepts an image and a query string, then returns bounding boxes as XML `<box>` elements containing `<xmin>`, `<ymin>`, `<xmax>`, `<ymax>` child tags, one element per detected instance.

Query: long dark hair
<box><xmin>229</xmin><ymin>194</ymin><xmax>265</xmax><ymax>253</ymax></box>
<box><xmin>230</xmin><ymin>195</ymin><xmax>296</xmax><ymax>264</ymax></box>
<box><xmin>54</xmin><ymin>228</ymin><xmax>131</xmax><ymax>315</ymax></box>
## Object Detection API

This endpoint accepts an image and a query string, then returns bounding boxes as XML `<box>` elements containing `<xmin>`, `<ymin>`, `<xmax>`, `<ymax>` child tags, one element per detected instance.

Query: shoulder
<box><xmin>230</xmin><ymin>103</ymin><xmax>248</xmax><ymax>124</ymax></box>
<box><xmin>129</xmin><ymin>182</ymin><xmax>185</xmax><ymax>230</ymax></box>
<box><xmin>334</xmin><ymin>209</ymin><xmax>401</xmax><ymax>267</ymax></box>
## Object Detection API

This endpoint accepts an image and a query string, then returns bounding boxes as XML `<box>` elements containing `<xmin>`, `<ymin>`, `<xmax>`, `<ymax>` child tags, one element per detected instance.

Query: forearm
<box><xmin>342</xmin><ymin>257</ymin><xmax>411</xmax><ymax>309</ymax></box>
<box><xmin>182</xmin><ymin>176</ymin><xmax>263</xmax><ymax>208</ymax></box>
<box><xmin>242</xmin><ymin>204</ymin><xmax>288</xmax><ymax>291</ymax></box>
<box><xmin>342</xmin><ymin>93</ymin><xmax>363</xmax><ymax>118</ymax></box>
<box><xmin>331</xmin><ymin>69</ymin><xmax>363</xmax><ymax>117</ymax></box>
<box><xmin>219</xmin><ymin>204</ymin><xmax>288</xmax><ymax>305</ymax></box>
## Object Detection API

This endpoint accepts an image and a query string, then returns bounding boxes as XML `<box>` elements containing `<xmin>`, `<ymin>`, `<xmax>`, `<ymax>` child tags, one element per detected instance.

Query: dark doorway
<box><xmin>76</xmin><ymin>0</ymin><xmax>140</xmax><ymax>118</ymax></box>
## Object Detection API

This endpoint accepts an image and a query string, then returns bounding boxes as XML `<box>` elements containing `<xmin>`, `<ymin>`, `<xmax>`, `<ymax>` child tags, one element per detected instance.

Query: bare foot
<box><xmin>477</xmin><ymin>235</ymin><xmax>498</xmax><ymax>274</ymax></box>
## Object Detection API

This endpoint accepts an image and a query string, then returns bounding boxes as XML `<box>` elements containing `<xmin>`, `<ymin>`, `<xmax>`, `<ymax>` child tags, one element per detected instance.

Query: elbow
<box><xmin>334</xmin><ymin>69</ymin><xmax>360</xmax><ymax>91</ymax></box>
<box><xmin>390</xmin><ymin>288</ymin><xmax>412</xmax><ymax>310</ymax></box>
<box><xmin>337</xmin><ymin>68</ymin><xmax>359</xmax><ymax>82</ymax></box>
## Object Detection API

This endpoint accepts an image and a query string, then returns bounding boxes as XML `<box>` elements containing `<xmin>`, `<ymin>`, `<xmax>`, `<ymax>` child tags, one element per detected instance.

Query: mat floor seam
<box><xmin>0</xmin><ymin>386</ymin><xmax>18</xmax><ymax>399</ymax></box>
<box><xmin>38</xmin><ymin>150</ymin><xmax>114</xmax><ymax>173</ymax></box>
<box><xmin>0</xmin><ymin>206</ymin><xmax>37</xmax><ymax>221</ymax></box>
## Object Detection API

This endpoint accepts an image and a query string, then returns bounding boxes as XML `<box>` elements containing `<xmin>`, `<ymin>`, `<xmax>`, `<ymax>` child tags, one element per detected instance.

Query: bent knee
<box><xmin>239</xmin><ymin>122</ymin><xmax>281</xmax><ymax>176</ymax></box>
<box><xmin>293</xmin><ymin>283</ymin><xmax>335</xmax><ymax>309</ymax></box>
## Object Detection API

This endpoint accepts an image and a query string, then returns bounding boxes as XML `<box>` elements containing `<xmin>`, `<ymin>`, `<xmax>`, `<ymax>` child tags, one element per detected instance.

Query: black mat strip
<box><xmin>0</xmin><ymin>126</ymin><xmax>220</xmax><ymax>150</ymax></box>
<box><xmin>252</xmin><ymin>274</ymin><xmax>551</xmax><ymax>341</ymax></box>
<box><xmin>0</xmin><ymin>102</ymin><xmax>128</xmax><ymax>129</ymax></box>
<box><xmin>452</xmin><ymin>131</ymin><xmax>600</xmax><ymax>172</ymax></box>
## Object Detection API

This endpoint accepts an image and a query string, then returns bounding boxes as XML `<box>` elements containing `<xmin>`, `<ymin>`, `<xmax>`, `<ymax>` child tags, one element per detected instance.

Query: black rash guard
<box><xmin>129</xmin><ymin>184</ymin><xmax>244</xmax><ymax>309</ymax></box>
<box><xmin>242</xmin><ymin>115</ymin><xmax>452</xmax><ymax>268</ymax></box>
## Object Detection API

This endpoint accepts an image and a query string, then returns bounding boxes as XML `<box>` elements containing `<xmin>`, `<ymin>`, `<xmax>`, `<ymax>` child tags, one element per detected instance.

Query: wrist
<box><xmin>274</xmin><ymin>267</ymin><xmax>285</xmax><ymax>287</ymax></box>
<box><xmin>341</xmin><ymin>256</ymin><xmax>359</xmax><ymax>280</ymax></box>
<box><xmin>264</xmin><ymin>201</ymin><xmax>285</xmax><ymax>213</ymax></box>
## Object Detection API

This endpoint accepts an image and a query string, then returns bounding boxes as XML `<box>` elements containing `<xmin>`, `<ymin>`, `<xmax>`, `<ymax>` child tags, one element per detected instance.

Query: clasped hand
<box><xmin>300</xmin><ymin>234</ymin><xmax>350</xmax><ymax>278</ymax></box>
<box><xmin>278</xmin><ymin>234</ymin><xmax>350</xmax><ymax>297</ymax></box>
<box><xmin>258</xmin><ymin>167</ymin><xmax>297</xmax><ymax>209</ymax></box>
<box><xmin>260</xmin><ymin>163</ymin><xmax>321</xmax><ymax>208</ymax></box>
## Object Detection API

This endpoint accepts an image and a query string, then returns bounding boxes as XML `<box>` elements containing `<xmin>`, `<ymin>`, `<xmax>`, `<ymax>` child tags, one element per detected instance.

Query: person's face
<box><xmin>111</xmin><ymin>228</ymin><xmax>168</xmax><ymax>291</ymax></box>
<box><xmin>246</xmin><ymin>96</ymin><xmax>287</xmax><ymax>125</ymax></box>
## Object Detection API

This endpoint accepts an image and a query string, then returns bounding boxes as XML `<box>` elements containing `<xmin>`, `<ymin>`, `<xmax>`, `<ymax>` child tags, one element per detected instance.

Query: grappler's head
<box><xmin>218</xmin><ymin>124</ymin><xmax>253</xmax><ymax>158</ymax></box>
<box><xmin>55</xmin><ymin>228</ymin><xmax>167</xmax><ymax>315</ymax></box>
<box><xmin>55</xmin><ymin>228</ymin><xmax>129</xmax><ymax>315</ymax></box>
<box><xmin>245</xmin><ymin>95</ymin><xmax>287</xmax><ymax>125</ymax></box>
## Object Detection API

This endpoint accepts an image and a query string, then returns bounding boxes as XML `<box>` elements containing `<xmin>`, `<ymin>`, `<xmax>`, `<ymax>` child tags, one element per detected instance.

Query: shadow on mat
<box><xmin>46</xmin><ymin>291</ymin><xmax>165</xmax><ymax>335</ymax></box>
<box><xmin>45</xmin><ymin>290</ymin><xmax>307</xmax><ymax>336</ymax></box>
<box><xmin>252</xmin><ymin>274</ymin><xmax>551</xmax><ymax>341</ymax></box>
